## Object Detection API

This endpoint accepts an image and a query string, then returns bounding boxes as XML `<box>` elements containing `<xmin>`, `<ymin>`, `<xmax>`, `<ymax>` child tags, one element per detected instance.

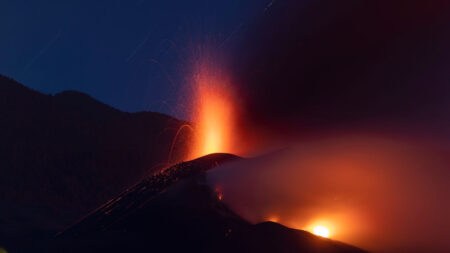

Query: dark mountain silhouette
<box><xmin>13</xmin><ymin>153</ymin><xmax>366</xmax><ymax>253</ymax></box>
<box><xmin>0</xmin><ymin>75</ymin><xmax>192</xmax><ymax>238</ymax></box>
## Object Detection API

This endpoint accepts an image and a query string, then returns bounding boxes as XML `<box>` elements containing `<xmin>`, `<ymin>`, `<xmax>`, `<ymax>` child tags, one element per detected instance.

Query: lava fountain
<box><xmin>188</xmin><ymin>61</ymin><xmax>236</xmax><ymax>159</ymax></box>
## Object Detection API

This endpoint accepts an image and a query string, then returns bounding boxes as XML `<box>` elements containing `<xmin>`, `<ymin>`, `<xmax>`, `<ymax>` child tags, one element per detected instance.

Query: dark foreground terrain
<box><xmin>5</xmin><ymin>153</ymin><xmax>367</xmax><ymax>253</ymax></box>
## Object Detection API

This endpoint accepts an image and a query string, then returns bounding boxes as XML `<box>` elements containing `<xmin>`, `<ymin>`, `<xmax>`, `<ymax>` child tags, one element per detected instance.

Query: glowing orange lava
<box><xmin>189</xmin><ymin>65</ymin><xmax>235</xmax><ymax>158</ymax></box>
<box><xmin>304</xmin><ymin>219</ymin><xmax>336</xmax><ymax>239</ymax></box>
<box><xmin>313</xmin><ymin>226</ymin><xmax>330</xmax><ymax>238</ymax></box>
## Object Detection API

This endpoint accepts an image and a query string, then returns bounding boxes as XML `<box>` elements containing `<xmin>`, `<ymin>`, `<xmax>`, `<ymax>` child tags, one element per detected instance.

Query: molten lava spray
<box><xmin>188</xmin><ymin>61</ymin><xmax>236</xmax><ymax>159</ymax></box>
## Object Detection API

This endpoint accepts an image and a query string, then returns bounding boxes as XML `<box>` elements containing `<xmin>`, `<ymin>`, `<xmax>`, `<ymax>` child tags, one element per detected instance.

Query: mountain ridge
<box><xmin>0</xmin><ymin>74</ymin><xmax>192</xmax><ymax>237</ymax></box>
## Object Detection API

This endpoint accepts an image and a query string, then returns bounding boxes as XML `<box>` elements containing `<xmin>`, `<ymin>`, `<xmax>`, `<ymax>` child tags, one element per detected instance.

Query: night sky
<box><xmin>229</xmin><ymin>0</ymin><xmax>450</xmax><ymax>142</ymax></box>
<box><xmin>0</xmin><ymin>0</ymin><xmax>266</xmax><ymax>118</ymax></box>
<box><xmin>2</xmin><ymin>1</ymin><xmax>450</xmax><ymax>252</ymax></box>
<box><xmin>2</xmin><ymin>0</ymin><xmax>450</xmax><ymax>137</ymax></box>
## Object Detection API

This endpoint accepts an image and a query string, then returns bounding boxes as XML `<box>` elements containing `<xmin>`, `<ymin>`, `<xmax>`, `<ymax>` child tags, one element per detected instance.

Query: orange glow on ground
<box><xmin>313</xmin><ymin>226</ymin><xmax>330</xmax><ymax>238</ymax></box>
<box><xmin>267</xmin><ymin>215</ymin><xmax>280</xmax><ymax>223</ymax></box>
<box><xmin>189</xmin><ymin>64</ymin><xmax>235</xmax><ymax>158</ymax></box>
<box><xmin>303</xmin><ymin>219</ymin><xmax>335</xmax><ymax>239</ymax></box>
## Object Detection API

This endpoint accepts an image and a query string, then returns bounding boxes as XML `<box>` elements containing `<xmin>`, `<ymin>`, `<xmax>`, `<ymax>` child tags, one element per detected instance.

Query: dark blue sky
<box><xmin>1</xmin><ymin>0</ymin><xmax>266</xmax><ymax>118</ymax></box>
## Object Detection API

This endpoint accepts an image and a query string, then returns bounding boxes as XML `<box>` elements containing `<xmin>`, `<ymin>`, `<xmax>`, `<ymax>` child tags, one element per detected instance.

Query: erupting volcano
<box><xmin>2</xmin><ymin>0</ymin><xmax>450</xmax><ymax>253</ymax></box>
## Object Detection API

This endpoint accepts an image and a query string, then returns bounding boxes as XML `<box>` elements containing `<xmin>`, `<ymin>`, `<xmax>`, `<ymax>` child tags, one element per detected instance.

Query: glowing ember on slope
<box><xmin>215</xmin><ymin>186</ymin><xmax>224</xmax><ymax>200</ymax></box>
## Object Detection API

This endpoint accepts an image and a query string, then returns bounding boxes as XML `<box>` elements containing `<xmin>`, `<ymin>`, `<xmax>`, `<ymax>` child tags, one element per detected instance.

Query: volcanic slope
<box><xmin>49</xmin><ymin>153</ymin><xmax>368</xmax><ymax>253</ymax></box>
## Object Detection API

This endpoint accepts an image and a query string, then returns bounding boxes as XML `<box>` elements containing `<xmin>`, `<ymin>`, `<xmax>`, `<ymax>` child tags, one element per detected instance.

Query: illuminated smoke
<box><xmin>207</xmin><ymin>134</ymin><xmax>450</xmax><ymax>253</ymax></box>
